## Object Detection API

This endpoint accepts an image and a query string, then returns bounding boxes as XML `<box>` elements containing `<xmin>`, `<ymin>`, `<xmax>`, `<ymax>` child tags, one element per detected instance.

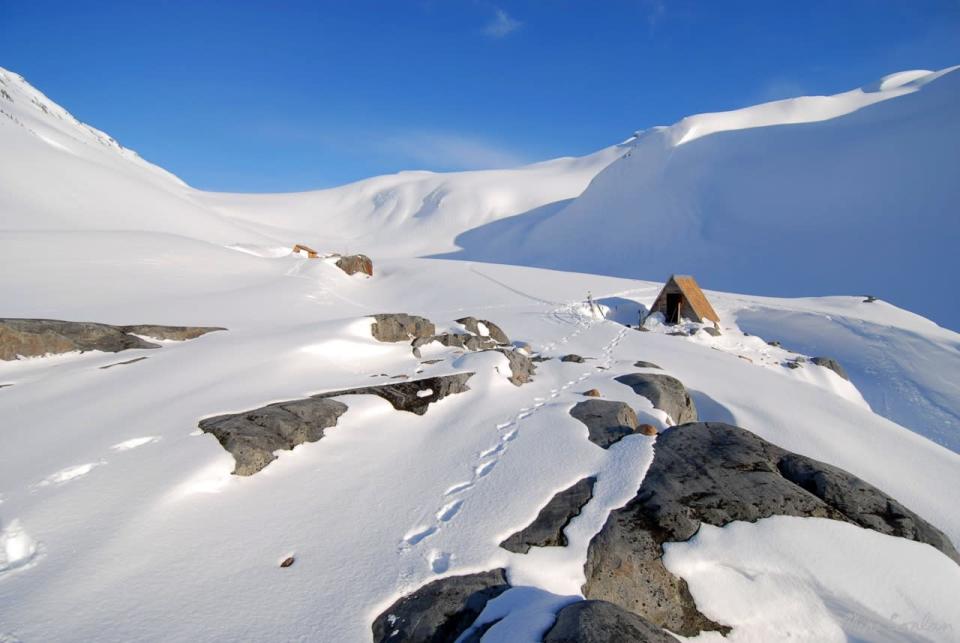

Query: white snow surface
<box><xmin>444</xmin><ymin>66</ymin><xmax>960</xmax><ymax>331</ymax></box>
<box><xmin>1</xmin><ymin>65</ymin><xmax>959</xmax><ymax>641</ymax></box>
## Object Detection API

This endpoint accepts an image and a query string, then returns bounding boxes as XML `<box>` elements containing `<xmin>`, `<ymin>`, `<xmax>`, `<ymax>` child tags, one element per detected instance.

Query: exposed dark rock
<box><xmin>122</xmin><ymin>325</ymin><xmax>224</xmax><ymax>342</ymax></box>
<box><xmin>582</xmin><ymin>389</ymin><xmax>601</xmax><ymax>397</ymax></box>
<box><xmin>199</xmin><ymin>397</ymin><xmax>349</xmax><ymax>476</ymax></box>
<box><xmin>569</xmin><ymin>400</ymin><xmax>640</xmax><ymax>448</ymax></box>
<box><xmin>863</xmin><ymin>295</ymin><xmax>878</xmax><ymax>303</ymax></box>
<box><xmin>614</xmin><ymin>373</ymin><xmax>697</xmax><ymax>425</ymax></box>
<box><xmin>372</xmin><ymin>569</ymin><xmax>510</xmax><ymax>643</ymax></box>
<box><xmin>370</xmin><ymin>314</ymin><xmax>436</xmax><ymax>343</ymax></box>
<box><xmin>318</xmin><ymin>373</ymin><xmax>473</xmax><ymax>415</ymax></box>
<box><xmin>494</xmin><ymin>348</ymin><xmax>536</xmax><ymax>386</ymax></box>
<box><xmin>200</xmin><ymin>373</ymin><xmax>473</xmax><ymax>475</ymax></box>
<box><xmin>280</xmin><ymin>557</ymin><xmax>295</xmax><ymax>568</ymax></box>
<box><xmin>784</xmin><ymin>361</ymin><xmax>802</xmax><ymax>370</ymax></box>
<box><xmin>632</xmin><ymin>361</ymin><xmax>661</xmax><ymax>370</ymax></box>
<box><xmin>456</xmin><ymin>317</ymin><xmax>510</xmax><ymax>345</ymax></box>
<box><xmin>500</xmin><ymin>476</ymin><xmax>597</xmax><ymax>553</ymax></box>
<box><xmin>412</xmin><ymin>333</ymin><xmax>498</xmax><ymax>357</ymax></box>
<box><xmin>460</xmin><ymin>617</ymin><xmax>503</xmax><ymax>643</ymax></box>
<box><xmin>544</xmin><ymin>600</ymin><xmax>675</xmax><ymax>643</ymax></box>
<box><xmin>561</xmin><ymin>354</ymin><xmax>585</xmax><ymax>363</ymax></box>
<box><xmin>700</xmin><ymin>326</ymin><xmax>721</xmax><ymax>337</ymax></box>
<box><xmin>811</xmin><ymin>356</ymin><xmax>849</xmax><ymax>380</ymax></box>
<box><xmin>767</xmin><ymin>340</ymin><xmax>782</xmax><ymax>347</ymax></box>
<box><xmin>99</xmin><ymin>356</ymin><xmax>150</xmax><ymax>369</ymax></box>
<box><xmin>583</xmin><ymin>422</ymin><xmax>960</xmax><ymax>637</ymax></box>
<box><xmin>335</xmin><ymin>253</ymin><xmax>373</xmax><ymax>276</ymax></box>
<box><xmin>0</xmin><ymin>318</ymin><xmax>224</xmax><ymax>360</ymax></box>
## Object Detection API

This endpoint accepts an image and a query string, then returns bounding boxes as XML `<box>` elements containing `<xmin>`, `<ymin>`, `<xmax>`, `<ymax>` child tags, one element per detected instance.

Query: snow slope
<box><xmin>1</xmin><ymin>66</ymin><xmax>960</xmax><ymax>642</ymax></box>
<box><xmin>446</xmin><ymin>66</ymin><xmax>960</xmax><ymax>331</ymax></box>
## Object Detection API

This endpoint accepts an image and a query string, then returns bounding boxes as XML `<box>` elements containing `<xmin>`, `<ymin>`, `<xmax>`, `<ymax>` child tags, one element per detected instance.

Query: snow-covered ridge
<box><xmin>449</xmin><ymin>65</ymin><xmax>960</xmax><ymax>332</ymax></box>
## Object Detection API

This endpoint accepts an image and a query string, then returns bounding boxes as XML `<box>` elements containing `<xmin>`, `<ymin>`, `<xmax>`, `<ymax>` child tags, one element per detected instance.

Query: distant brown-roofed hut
<box><xmin>649</xmin><ymin>274</ymin><xmax>719</xmax><ymax>324</ymax></box>
<box><xmin>292</xmin><ymin>244</ymin><xmax>319</xmax><ymax>259</ymax></box>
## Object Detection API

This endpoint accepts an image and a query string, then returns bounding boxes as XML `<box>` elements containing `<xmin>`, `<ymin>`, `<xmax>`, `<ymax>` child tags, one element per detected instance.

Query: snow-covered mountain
<box><xmin>446</xmin><ymin>66</ymin><xmax>960</xmax><ymax>331</ymax></box>
<box><xmin>1</xmin><ymin>65</ymin><xmax>959</xmax><ymax>642</ymax></box>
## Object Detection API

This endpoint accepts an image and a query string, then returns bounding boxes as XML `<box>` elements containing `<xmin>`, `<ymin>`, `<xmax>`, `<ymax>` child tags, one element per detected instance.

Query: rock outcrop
<box><xmin>0</xmin><ymin>318</ymin><xmax>224</xmax><ymax>360</ymax></box>
<box><xmin>561</xmin><ymin>354</ymin><xmax>585</xmax><ymax>363</ymax></box>
<box><xmin>335</xmin><ymin>254</ymin><xmax>373</xmax><ymax>277</ymax></box>
<box><xmin>569</xmin><ymin>400</ymin><xmax>640</xmax><ymax>448</ymax></box>
<box><xmin>500</xmin><ymin>476</ymin><xmax>597</xmax><ymax>553</ymax></box>
<box><xmin>614</xmin><ymin>373</ymin><xmax>697</xmax><ymax>425</ymax></box>
<box><xmin>199</xmin><ymin>373</ymin><xmax>473</xmax><ymax>475</ymax></box>
<box><xmin>543</xmin><ymin>600</ymin><xmax>676</xmax><ymax>643</ymax></box>
<box><xmin>494</xmin><ymin>348</ymin><xmax>536</xmax><ymax>386</ymax></box>
<box><xmin>456</xmin><ymin>317</ymin><xmax>510</xmax><ymax>345</ymax></box>
<box><xmin>811</xmin><ymin>356</ymin><xmax>849</xmax><ymax>380</ymax></box>
<box><xmin>199</xmin><ymin>397</ymin><xmax>349</xmax><ymax>476</ymax></box>
<box><xmin>583</xmin><ymin>422</ymin><xmax>960</xmax><ymax>637</ymax></box>
<box><xmin>370</xmin><ymin>314</ymin><xmax>436</xmax><ymax>343</ymax></box>
<box><xmin>412</xmin><ymin>333</ymin><xmax>499</xmax><ymax>356</ymax></box>
<box><xmin>632</xmin><ymin>361</ymin><xmax>661</xmax><ymax>369</ymax></box>
<box><xmin>372</xmin><ymin>570</ymin><xmax>510</xmax><ymax>643</ymax></box>
<box><xmin>318</xmin><ymin>373</ymin><xmax>473</xmax><ymax>415</ymax></box>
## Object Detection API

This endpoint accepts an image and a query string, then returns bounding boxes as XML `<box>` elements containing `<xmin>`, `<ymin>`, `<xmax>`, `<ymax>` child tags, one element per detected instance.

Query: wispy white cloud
<box><xmin>484</xmin><ymin>7</ymin><xmax>521</xmax><ymax>38</ymax></box>
<box><xmin>384</xmin><ymin>131</ymin><xmax>530</xmax><ymax>170</ymax></box>
<box><xmin>643</xmin><ymin>0</ymin><xmax>666</xmax><ymax>29</ymax></box>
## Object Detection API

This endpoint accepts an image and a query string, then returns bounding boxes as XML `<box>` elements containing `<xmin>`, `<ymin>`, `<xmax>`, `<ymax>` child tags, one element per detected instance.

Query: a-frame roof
<box><xmin>656</xmin><ymin>274</ymin><xmax>720</xmax><ymax>323</ymax></box>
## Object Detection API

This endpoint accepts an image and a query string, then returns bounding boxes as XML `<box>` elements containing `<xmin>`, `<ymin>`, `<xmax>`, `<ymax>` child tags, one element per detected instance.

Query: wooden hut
<box><xmin>649</xmin><ymin>275</ymin><xmax>719</xmax><ymax>325</ymax></box>
<box><xmin>292</xmin><ymin>244</ymin><xmax>319</xmax><ymax>259</ymax></box>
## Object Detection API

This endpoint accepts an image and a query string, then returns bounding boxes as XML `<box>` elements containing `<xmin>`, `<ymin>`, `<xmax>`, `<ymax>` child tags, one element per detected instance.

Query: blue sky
<box><xmin>2</xmin><ymin>1</ymin><xmax>959</xmax><ymax>192</ymax></box>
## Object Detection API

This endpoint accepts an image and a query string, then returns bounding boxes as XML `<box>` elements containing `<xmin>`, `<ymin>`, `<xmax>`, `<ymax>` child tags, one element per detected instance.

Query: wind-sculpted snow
<box><xmin>2</xmin><ymin>63</ymin><xmax>960</xmax><ymax>642</ymax></box>
<box><xmin>445</xmin><ymin>66</ymin><xmax>960</xmax><ymax>330</ymax></box>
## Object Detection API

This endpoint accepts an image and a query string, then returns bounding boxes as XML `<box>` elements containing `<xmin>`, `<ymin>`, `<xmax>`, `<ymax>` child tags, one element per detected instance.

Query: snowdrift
<box><xmin>446</xmin><ymin>66</ymin><xmax>960</xmax><ymax>331</ymax></box>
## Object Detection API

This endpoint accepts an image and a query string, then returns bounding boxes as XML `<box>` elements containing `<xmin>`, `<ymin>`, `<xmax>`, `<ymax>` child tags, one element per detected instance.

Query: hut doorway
<box><xmin>666</xmin><ymin>293</ymin><xmax>682</xmax><ymax>324</ymax></box>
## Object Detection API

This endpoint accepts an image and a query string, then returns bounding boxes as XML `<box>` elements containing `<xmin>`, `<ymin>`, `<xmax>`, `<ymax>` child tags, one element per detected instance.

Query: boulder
<box><xmin>582</xmin><ymin>389</ymin><xmax>601</xmax><ymax>397</ymax></box>
<box><xmin>494</xmin><ymin>348</ymin><xmax>536</xmax><ymax>386</ymax></box>
<box><xmin>569</xmin><ymin>400</ymin><xmax>640</xmax><ymax>449</ymax></box>
<box><xmin>455</xmin><ymin>317</ymin><xmax>511</xmax><ymax>345</ymax></box>
<box><xmin>614</xmin><ymin>373</ymin><xmax>697</xmax><ymax>425</ymax></box>
<box><xmin>0</xmin><ymin>318</ymin><xmax>224</xmax><ymax>361</ymax></box>
<box><xmin>370</xmin><ymin>314</ymin><xmax>436</xmax><ymax>343</ymax></box>
<box><xmin>371</xmin><ymin>569</ymin><xmax>510</xmax><ymax>643</ymax></box>
<box><xmin>583</xmin><ymin>422</ymin><xmax>960</xmax><ymax>637</ymax></box>
<box><xmin>811</xmin><ymin>356</ymin><xmax>849</xmax><ymax>380</ymax></box>
<box><xmin>199</xmin><ymin>373</ymin><xmax>473</xmax><ymax>475</ymax></box>
<box><xmin>335</xmin><ymin>254</ymin><xmax>373</xmax><ymax>277</ymax></box>
<box><xmin>632</xmin><ymin>361</ymin><xmax>661</xmax><ymax>369</ymax></box>
<box><xmin>412</xmin><ymin>333</ymin><xmax>498</xmax><ymax>357</ymax></box>
<box><xmin>543</xmin><ymin>601</ymin><xmax>675</xmax><ymax>643</ymax></box>
<box><xmin>314</xmin><ymin>373</ymin><xmax>473</xmax><ymax>416</ymax></box>
<box><xmin>500</xmin><ymin>476</ymin><xmax>597</xmax><ymax>553</ymax></box>
<box><xmin>199</xmin><ymin>397</ymin><xmax>349</xmax><ymax>476</ymax></box>
<box><xmin>561</xmin><ymin>354</ymin><xmax>585</xmax><ymax>363</ymax></box>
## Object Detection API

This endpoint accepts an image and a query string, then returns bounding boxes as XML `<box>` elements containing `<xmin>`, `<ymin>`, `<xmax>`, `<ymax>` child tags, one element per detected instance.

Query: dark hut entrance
<box><xmin>665</xmin><ymin>293</ymin><xmax>683</xmax><ymax>324</ymax></box>
<box><xmin>648</xmin><ymin>275</ymin><xmax>720</xmax><ymax>326</ymax></box>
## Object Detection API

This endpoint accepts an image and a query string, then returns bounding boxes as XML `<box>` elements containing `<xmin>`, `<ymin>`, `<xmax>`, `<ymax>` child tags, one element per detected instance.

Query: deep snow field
<box><xmin>1</xmin><ymin>65</ymin><xmax>959</xmax><ymax>642</ymax></box>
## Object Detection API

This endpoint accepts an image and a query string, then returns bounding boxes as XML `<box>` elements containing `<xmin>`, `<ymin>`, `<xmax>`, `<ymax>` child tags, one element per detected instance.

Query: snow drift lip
<box><xmin>0</xmin><ymin>318</ymin><xmax>225</xmax><ymax>361</ymax></box>
<box><xmin>198</xmin><ymin>372</ymin><xmax>474</xmax><ymax>476</ymax></box>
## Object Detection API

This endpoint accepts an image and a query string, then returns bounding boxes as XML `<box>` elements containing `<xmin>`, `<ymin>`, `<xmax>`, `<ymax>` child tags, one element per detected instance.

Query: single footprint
<box><xmin>437</xmin><ymin>499</ymin><xmax>463</xmax><ymax>522</ymax></box>
<box><xmin>445</xmin><ymin>481</ymin><xmax>474</xmax><ymax>496</ymax></box>
<box><xmin>475</xmin><ymin>460</ymin><xmax>497</xmax><ymax>478</ymax></box>
<box><xmin>110</xmin><ymin>436</ymin><xmax>160</xmax><ymax>452</ymax></box>
<box><xmin>404</xmin><ymin>525</ymin><xmax>437</xmax><ymax>545</ymax></box>
<box><xmin>480</xmin><ymin>443</ymin><xmax>505</xmax><ymax>459</ymax></box>
<box><xmin>502</xmin><ymin>429</ymin><xmax>518</xmax><ymax>442</ymax></box>
<box><xmin>429</xmin><ymin>551</ymin><xmax>452</xmax><ymax>574</ymax></box>
<box><xmin>35</xmin><ymin>461</ymin><xmax>105</xmax><ymax>488</ymax></box>
<box><xmin>496</xmin><ymin>421</ymin><xmax>514</xmax><ymax>430</ymax></box>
